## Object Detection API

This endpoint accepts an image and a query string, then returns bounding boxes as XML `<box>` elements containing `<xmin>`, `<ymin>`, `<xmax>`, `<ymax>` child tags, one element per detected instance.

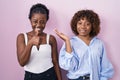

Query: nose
<box><xmin>36</xmin><ymin>22</ymin><xmax>41</xmax><ymax>27</ymax></box>
<box><xmin>81</xmin><ymin>24</ymin><xmax>86</xmax><ymax>28</ymax></box>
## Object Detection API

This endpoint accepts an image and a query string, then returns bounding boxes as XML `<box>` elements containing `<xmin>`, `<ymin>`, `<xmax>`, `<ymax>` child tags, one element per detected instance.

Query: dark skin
<box><xmin>17</xmin><ymin>13</ymin><xmax>62</xmax><ymax>80</ymax></box>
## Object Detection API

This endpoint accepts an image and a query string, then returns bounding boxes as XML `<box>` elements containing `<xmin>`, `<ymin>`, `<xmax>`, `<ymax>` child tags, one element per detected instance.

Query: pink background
<box><xmin>0</xmin><ymin>0</ymin><xmax>120</xmax><ymax>80</ymax></box>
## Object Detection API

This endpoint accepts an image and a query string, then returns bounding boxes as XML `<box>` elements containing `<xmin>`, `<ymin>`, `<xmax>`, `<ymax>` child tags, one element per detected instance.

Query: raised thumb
<box><xmin>35</xmin><ymin>27</ymin><xmax>40</xmax><ymax>36</ymax></box>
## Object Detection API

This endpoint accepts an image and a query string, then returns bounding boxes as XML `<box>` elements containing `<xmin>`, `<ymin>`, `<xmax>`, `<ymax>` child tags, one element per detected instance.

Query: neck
<box><xmin>78</xmin><ymin>35</ymin><xmax>92</xmax><ymax>41</ymax></box>
<box><xmin>31</xmin><ymin>31</ymin><xmax>45</xmax><ymax>36</ymax></box>
<box><xmin>78</xmin><ymin>35</ymin><xmax>92</xmax><ymax>45</ymax></box>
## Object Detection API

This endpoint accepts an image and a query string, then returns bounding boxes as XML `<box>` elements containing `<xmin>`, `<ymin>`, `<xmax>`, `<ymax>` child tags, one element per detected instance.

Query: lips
<box><xmin>80</xmin><ymin>30</ymin><xmax>86</xmax><ymax>33</ymax></box>
<box><xmin>35</xmin><ymin>27</ymin><xmax>42</xmax><ymax>32</ymax></box>
<box><xmin>78</xmin><ymin>29</ymin><xmax>87</xmax><ymax>33</ymax></box>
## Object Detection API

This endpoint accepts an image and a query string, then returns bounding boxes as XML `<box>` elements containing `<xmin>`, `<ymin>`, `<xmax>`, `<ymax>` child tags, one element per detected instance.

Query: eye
<box><xmin>40</xmin><ymin>20</ymin><xmax>46</xmax><ymax>24</ymax></box>
<box><xmin>31</xmin><ymin>20</ymin><xmax>37</xmax><ymax>24</ymax></box>
<box><xmin>34</xmin><ymin>21</ymin><xmax>37</xmax><ymax>23</ymax></box>
<box><xmin>86</xmin><ymin>22</ymin><xmax>91</xmax><ymax>26</ymax></box>
<box><xmin>77</xmin><ymin>22</ymin><xmax>82</xmax><ymax>25</ymax></box>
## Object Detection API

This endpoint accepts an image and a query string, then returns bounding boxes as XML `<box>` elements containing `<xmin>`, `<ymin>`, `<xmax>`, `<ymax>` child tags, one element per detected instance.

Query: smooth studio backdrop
<box><xmin>0</xmin><ymin>0</ymin><xmax>120</xmax><ymax>80</ymax></box>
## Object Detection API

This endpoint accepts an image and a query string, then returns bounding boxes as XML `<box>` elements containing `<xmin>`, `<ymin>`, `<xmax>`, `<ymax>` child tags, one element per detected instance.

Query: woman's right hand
<box><xmin>54</xmin><ymin>29</ymin><xmax>70</xmax><ymax>42</ymax></box>
<box><xmin>29</xmin><ymin>28</ymin><xmax>40</xmax><ymax>46</ymax></box>
<box><xmin>30</xmin><ymin>36</ymin><xmax>40</xmax><ymax>46</ymax></box>
<box><xmin>54</xmin><ymin>29</ymin><xmax>72</xmax><ymax>53</ymax></box>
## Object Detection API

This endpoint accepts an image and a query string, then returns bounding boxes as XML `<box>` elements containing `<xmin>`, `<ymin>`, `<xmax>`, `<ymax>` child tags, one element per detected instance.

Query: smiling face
<box><xmin>77</xmin><ymin>17</ymin><xmax>92</xmax><ymax>38</ymax></box>
<box><xmin>30</xmin><ymin>13</ymin><xmax>47</xmax><ymax>35</ymax></box>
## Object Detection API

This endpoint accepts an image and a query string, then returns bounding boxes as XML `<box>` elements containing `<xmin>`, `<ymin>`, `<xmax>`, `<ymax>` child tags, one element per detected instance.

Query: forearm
<box><xmin>65</xmin><ymin>39</ymin><xmax>72</xmax><ymax>53</ymax></box>
<box><xmin>53</xmin><ymin>62</ymin><xmax>62</xmax><ymax>80</ymax></box>
<box><xmin>59</xmin><ymin>51</ymin><xmax>79</xmax><ymax>71</ymax></box>
<box><xmin>100</xmin><ymin>46</ymin><xmax>114</xmax><ymax>79</ymax></box>
<box><xmin>19</xmin><ymin>42</ymin><xmax>33</xmax><ymax>66</ymax></box>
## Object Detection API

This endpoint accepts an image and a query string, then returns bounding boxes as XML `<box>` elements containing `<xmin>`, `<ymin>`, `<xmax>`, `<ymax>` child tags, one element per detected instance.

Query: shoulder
<box><xmin>71</xmin><ymin>36</ymin><xmax>77</xmax><ymax>40</ymax></box>
<box><xmin>49</xmin><ymin>35</ymin><xmax>57</xmax><ymax>45</ymax></box>
<box><xmin>49</xmin><ymin>34</ymin><xmax>57</xmax><ymax>44</ymax></box>
<box><xmin>16</xmin><ymin>33</ymin><xmax>26</xmax><ymax>44</ymax></box>
<box><xmin>93</xmin><ymin>37</ymin><xmax>105</xmax><ymax>47</ymax></box>
<box><xmin>49</xmin><ymin>34</ymin><xmax>56</xmax><ymax>41</ymax></box>
<box><xmin>94</xmin><ymin>37</ymin><xmax>104</xmax><ymax>44</ymax></box>
<box><xmin>17</xmin><ymin>33</ymin><xmax>25</xmax><ymax>40</ymax></box>
<box><xmin>70</xmin><ymin>36</ymin><xmax>79</xmax><ymax>42</ymax></box>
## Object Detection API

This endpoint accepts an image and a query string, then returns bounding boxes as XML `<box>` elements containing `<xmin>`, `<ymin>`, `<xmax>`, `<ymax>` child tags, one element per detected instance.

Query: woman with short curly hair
<box><xmin>55</xmin><ymin>10</ymin><xmax>114</xmax><ymax>80</ymax></box>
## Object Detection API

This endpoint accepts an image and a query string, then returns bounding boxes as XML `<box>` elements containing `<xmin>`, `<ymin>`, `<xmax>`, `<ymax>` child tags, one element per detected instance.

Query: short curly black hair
<box><xmin>71</xmin><ymin>10</ymin><xmax>100</xmax><ymax>37</ymax></box>
<box><xmin>29</xmin><ymin>3</ymin><xmax>49</xmax><ymax>21</ymax></box>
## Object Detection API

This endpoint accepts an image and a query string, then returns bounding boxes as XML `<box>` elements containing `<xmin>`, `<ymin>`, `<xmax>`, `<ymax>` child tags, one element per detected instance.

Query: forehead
<box><xmin>31</xmin><ymin>13</ymin><xmax>47</xmax><ymax>20</ymax></box>
<box><xmin>79</xmin><ymin>17</ymin><xmax>89</xmax><ymax>22</ymax></box>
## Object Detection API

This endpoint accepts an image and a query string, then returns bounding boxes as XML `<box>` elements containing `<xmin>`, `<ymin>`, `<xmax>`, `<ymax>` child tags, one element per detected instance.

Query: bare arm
<box><xmin>16</xmin><ymin>30</ymin><xmax>40</xmax><ymax>66</ymax></box>
<box><xmin>50</xmin><ymin>35</ymin><xmax>62</xmax><ymax>80</ymax></box>
<box><xmin>54</xmin><ymin>29</ymin><xmax>72</xmax><ymax>53</ymax></box>
<box><xmin>16</xmin><ymin>33</ymin><xmax>33</xmax><ymax>66</ymax></box>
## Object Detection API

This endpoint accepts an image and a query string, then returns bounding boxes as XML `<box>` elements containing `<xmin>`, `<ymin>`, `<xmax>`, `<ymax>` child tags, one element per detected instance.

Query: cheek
<box><xmin>31</xmin><ymin>22</ymin><xmax>36</xmax><ymax>27</ymax></box>
<box><xmin>87</xmin><ymin>26</ymin><xmax>92</xmax><ymax>32</ymax></box>
<box><xmin>31</xmin><ymin>22</ymin><xmax>36</xmax><ymax>25</ymax></box>
<box><xmin>77</xmin><ymin>25</ymin><xmax>80</xmax><ymax>30</ymax></box>
<box><xmin>31</xmin><ymin>24</ymin><xmax>36</xmax><ymax>30</ymax></box>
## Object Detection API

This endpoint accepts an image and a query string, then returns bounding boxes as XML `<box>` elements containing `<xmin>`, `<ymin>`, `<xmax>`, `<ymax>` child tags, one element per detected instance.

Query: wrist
<box><xmin>27</xmin><ymin>41</ymin><xmax>33</xmax><ymax>47</ymax></box>
<box><xmin>65</xmin><ymin>38</ymin><xmax>70</xmax><ymax>42</ymax></box>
